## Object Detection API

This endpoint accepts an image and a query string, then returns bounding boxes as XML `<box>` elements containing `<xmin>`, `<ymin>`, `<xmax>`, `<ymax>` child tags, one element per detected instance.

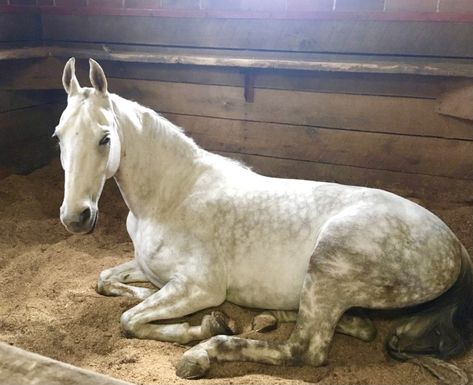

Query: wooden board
<box><xmin>98</xmin><ymin>61</ymin><xmax>447</xmax><ymax>99</ymax></box>
<box><xmin>0</xmin><ymin>103</ymin><xmax>63</xmax><ymax>145</ymax></box>
<box><xmin>217</xmin><ymin>151</ymin><xmax>473</xmax><ymax>204</ymax></box>
<box><xmin>165</xmin><ymin>113</ymin><xmax>473</xmax><ymax>180</ymax></box>
<box><xmin>0</xmin><ymin>342</ymin><xmax>135</xmax><ymax>385</ymax></box>
<box><xmin>106</xmin><ymin>78</ymin><xmax>473</xmax><ymax>140</ymax></box>
<box><xmin>0</xmin><ymin>90</ymin><xmax>64</xmax><ymax>113</ymax></box>
<box><xmin>0</xmin><ymin>14</ymin><xmax>42</xmax><ymax>42</ymax></box>
<box><xmin>1</xmin><ymin>57</ymin><xmax>451</xmax><ymax>100</ymax></box>
<box><xmin>41</xmin><ymin>15</ymin><xmax>473</xmax><ymax>57</ymax></box>
<box><xmin>437</xmin><ymin>83</ymin><xmax>473</xmax><ymax>121</ymax></box>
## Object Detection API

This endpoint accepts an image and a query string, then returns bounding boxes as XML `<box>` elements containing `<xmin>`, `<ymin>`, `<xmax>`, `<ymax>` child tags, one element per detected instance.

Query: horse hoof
<box><xmin>176</xmin><ymin>350</ymin><xmax>210</xmax><ymax>379</ymax></box>
<box><xmin>203</xmin><ymin>311</ymin><xmax>237</xmax><ymax>336</ymax></box>
<box><xmin>252</xmin><ymin>313</ymin><xmax>277</xmax><ymax>333</ymax></box>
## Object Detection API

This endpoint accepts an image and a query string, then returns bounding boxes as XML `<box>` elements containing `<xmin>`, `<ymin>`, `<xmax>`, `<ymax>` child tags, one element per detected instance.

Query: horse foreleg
<box><xmin>120</xmin><ymin>279</ymin><xmax>233</xmax><ymax>344</ymax></box>
<box><xmin>96</xmin><ymin>259</ymin><xmax>156</xmax><ymax>300</ymax></box>
<box><xmin>177</xmin><ymin>273</ymin><xmax>349</xmax><ymax>379</ymax></box>
<box><xmin>253</xmin><ymin>310</ymin><xmax>376</xmax><ymax>341</ymax></box>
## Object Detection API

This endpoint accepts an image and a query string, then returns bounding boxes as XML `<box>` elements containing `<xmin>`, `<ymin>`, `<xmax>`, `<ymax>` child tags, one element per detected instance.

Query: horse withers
<box><xmin>55</xmin><ymin>57</ymin><xmax>473</xmax><ymax>379</ymax></box>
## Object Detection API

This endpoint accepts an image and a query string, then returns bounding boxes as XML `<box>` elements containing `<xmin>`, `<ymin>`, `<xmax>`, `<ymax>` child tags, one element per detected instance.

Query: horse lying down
<box><xmin>55</xmin><ymin>57</ymin><xmax>473</xmax><ymax>380</ymax></box>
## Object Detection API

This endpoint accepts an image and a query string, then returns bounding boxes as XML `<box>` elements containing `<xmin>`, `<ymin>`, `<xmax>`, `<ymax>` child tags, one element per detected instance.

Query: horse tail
<box><xmin>386</xmin><ymin>245</ymin><xmax>473</xmax><ymax>361</ymax></box>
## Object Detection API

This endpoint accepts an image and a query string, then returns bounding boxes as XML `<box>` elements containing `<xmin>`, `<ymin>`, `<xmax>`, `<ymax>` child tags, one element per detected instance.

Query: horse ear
<box><xmin>62</xmin><ymin>57</ymin><xmax>80</xmax><ymax>95</ymax></box>
<box><xmin>89</xmin><ymin>58</ymin><xmax>108</xmax><ymax>95</ymax></box>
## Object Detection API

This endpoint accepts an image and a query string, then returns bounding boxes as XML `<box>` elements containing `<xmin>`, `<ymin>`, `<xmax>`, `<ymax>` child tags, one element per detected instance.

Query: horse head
<box><xmin>55</xmin><ymin>58</ymin><xmax>121</xmax><ymax>234</ymax></box>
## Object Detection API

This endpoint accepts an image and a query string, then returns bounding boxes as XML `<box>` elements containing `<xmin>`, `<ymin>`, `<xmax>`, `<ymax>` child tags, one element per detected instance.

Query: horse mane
<box><xmin>111</xmin><ymin>93</ymin><xmax>251</xmax><ymax>173</ymax></box>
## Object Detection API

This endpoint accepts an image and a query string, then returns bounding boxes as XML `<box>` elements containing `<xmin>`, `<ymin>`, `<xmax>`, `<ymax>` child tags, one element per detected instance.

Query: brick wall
<box><xmin>2</xmin><ymin>0</ymin><xmax>473</xmax><ymax>20</ymax></box>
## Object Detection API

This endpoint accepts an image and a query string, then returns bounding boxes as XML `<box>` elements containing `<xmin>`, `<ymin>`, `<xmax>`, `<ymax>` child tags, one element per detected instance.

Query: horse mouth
<box><xmin>86</xmin><ymin>211</ymin><xmax>98</xmax><ymax>234</ymax></box>
<box><xmin>62</xmin><ymin>209</ymin><xmax>98</xmax><ymax>235</ymax></box>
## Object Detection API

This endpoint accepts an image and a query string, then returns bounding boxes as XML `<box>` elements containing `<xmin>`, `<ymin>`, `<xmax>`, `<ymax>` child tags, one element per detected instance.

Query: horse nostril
<box><xmin>80</xmin><ymin>207</ymin><xmax>91</xmax><ymax>223</ymax></box>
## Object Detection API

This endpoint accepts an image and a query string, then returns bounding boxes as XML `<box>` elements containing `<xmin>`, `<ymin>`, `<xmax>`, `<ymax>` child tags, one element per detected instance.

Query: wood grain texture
<box><xmin>164</xmin><ymin>113</ymin><xmax>473</xmax><ymax>180</ymax></box>
<box><xmin>0</xmin><ymin>14</ymin><xmax>42</xmax><ymax>42</ymax></box>
<box><xmin>0</xmin><ymin>103</ymin><xmax>63</xmax><ymax>146</ymax></box>
<box><xmin>437</xmin><ymin>82</ymin><xmax>473</xmax><ymax>121</ymax></box>
<box><xmin>0</xmin><ymin>89</ymin><xmax>64</xmax><ymax>113</ymax></box>
<box><xmin>0</xmin><ymin>342</ymin><xmax>135</xmax><ymax>385</ymax></box>
<box><xmin>41</xmin><ymin>15</ymin><xmax>473</xmax><ymax>57</ymax></box>
<box><xmin>217</xmin><ymin>151</ymin><xmax>473</xmax><ymax>203</ymax></box>
<box><xmin>104</xmin><ymin>78</ymin><xmax>473</xmax><ymax>140</ymax></box>
<box><xmin>0</xmin><ymin>56</ymin><xmax>458</xmax><ymax>100</ymax></box>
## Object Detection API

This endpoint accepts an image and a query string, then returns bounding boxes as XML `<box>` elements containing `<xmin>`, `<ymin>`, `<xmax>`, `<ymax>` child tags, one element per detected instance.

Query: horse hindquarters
<box><xmin>176</xmin><ymin>207</ymin><xmax>465</xmax><ymax>378</ymax></box>
<box><xmin>387</xmin><ymin>246</ymin><xmax>473</xmax><ymax>360</ymax></box>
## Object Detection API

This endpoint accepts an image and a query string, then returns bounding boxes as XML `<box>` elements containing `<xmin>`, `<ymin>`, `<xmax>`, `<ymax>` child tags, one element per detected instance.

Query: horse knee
<box><xmin>120</xmin><ymin>310</ymin><xmax>140</xmax><ymax>338</ymax></box>
<box><xmin>96</xmin><ymin>269</ymin><xmax>112</xmax><ymax>295</ymax></box>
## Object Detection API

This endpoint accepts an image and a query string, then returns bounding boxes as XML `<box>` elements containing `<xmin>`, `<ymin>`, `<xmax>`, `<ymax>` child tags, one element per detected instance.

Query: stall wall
<box><xmin>1</xmin><ymin>0</ymin><xmax>473</xmax><ymax>202</ymax></box>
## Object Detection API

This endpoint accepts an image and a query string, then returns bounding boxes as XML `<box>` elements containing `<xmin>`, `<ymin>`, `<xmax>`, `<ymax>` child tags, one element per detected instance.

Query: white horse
<box><xmin>56</xmin><ymin>58</ymin><xmax>473</xmax><ymax>379</ymax></box>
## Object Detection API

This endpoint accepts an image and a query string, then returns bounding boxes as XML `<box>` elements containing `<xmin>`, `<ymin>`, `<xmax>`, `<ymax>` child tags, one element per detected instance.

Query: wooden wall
<box><xmin>2</xmin><ymin>2</ymin><xmax>473</xmax><ymax>202</ymax></box>
<box><xmin>0</xmin><ymin>13</ymin><xmax>61</xmax><ymax>175</ymax></box>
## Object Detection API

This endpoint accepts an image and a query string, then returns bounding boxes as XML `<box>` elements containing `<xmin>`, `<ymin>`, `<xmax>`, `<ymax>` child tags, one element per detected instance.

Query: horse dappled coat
<box><xmin>55</xmin><ymin>58</ymin><xmax>473</xmax><ymax>380</ymax></box>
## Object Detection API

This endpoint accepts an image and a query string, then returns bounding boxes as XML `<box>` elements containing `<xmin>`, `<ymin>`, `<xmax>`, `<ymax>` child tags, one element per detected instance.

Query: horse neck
<box><xmin>111</xmin><ymin>95</ymin><xmax>203</xmax><ymax>218</ymax></box>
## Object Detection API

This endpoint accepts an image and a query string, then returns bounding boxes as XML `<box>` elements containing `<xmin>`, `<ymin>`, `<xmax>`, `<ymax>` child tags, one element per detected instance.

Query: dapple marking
<box><xmin>55</xmin><ymin>58</ymin><xmax>473</xmax><ymax>379</ymax></box>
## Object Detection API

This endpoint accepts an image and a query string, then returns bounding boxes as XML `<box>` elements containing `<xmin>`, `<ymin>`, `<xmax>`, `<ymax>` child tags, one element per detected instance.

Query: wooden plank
<box><xmin>0</xmin><ymin>57</ymin><xmax>76</xmax><ymax>90</ymax></box>
<box><xmin>0</xmin><ymin>135</ymin><xmax>57</xmax><ymax>174</ymax></box>
<box><xmin>100</xmin><ymin>62</ymin><xmax>445</xmax><ymax>99</ymax></box>
<box><xmin>253</xmin><ymin>70</ymin><xmax>446</xmax><ymax>99</ymax></box>
<box><xmin>217</xmin><ymin>151</ymin><xmax>473</xmax><ymax>204</ymax></box>
<box><xmin>0</xmin><ymin>14</ymin><xmax>42</xmax><ymax>42</ymax></box>
<box><xmin>164</xmin><ymin>113</ymin><xmax>473</xmax><ymax>180</ymax></box>
<box><xmin>0</xmin><ymin>103</ymin><xmax>64</xmax><ymax>174</ymax></box>
<box><xmin>1</xmin><ymin>57</ymin><xmax>449</xmax><ymax>99</ymax></box>
<box><xmin>41</xmin><ymin>15</ymin><xmax>473</xmax><ymax>57</ymax></box>
<box><xmin>0</xmin><ymin>90</ymin><xmax>64</xmax><ymax>113</ymax></box>
<box><xmin>437</xmin><ymin>82</ymin><xmax>473</xmax><ymax>121</ymax></box>
<box><xmin>106</xmin><ymin>78</ymin><xmax>473</xmax><ymax>140</ymax></box>
<box><xmin>0</xmin><ymin>342</ymin><xmax>135</xmax><ymax>385</ymax></box>
<box><xmin>0</xmin><ymin>103</ymin><xmax>64</xmax><ymax>146</ymax></box>
<box><xmin>46</xmin><ymin>44</ymin><xmax>473</xmax><ymax>78</ymax></box>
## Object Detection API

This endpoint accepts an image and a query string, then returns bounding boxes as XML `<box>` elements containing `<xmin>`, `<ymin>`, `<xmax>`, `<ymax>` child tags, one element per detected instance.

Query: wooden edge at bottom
<box><xmin>0</xmin><ymin>342</ymin><xmax>137</xmax><ymax>385</ymax></box>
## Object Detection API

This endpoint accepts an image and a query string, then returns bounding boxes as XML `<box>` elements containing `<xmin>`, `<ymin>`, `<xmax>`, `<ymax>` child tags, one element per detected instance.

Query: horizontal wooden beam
<box><xmin>166</xmin><ymin>113</ymin><xmax>473</xmax><ymax>180</ymax></box>
<box><xmin>102</xmin><ymin>78</ymin><xmax>473</xmax><ymax>140</ymax></box>
<box><xmin>0</xmin><ymin>342</ymin><xmax>135</xmax><ymax>385</ymax></box>
<box><xmin>218</xmin><ymin>151</ymin><xmax>473</xmax><ymax>204</ymax></box>
<box><xmin>3</xmin><ymin>45</ymin><xmax>473</xmax><ymax>79</ymax></box>
<box><xmin>0</xmin><ymin>13</ymin><xmax>41</xmax><ymax>42</ymax></box>
<box><xmin>0</xmin><ymin>57</ymin><xmax>455</xmax><ymax>100</ymax></box>
<box><xmin>4</xmin><ymin>4</ymin><xmax>473</xmax><ymax>23</ymax></box>
<box><xmin>41</xmin><ymin>15</ymin><xmax>473</xmax><ymax>58</ymax></box>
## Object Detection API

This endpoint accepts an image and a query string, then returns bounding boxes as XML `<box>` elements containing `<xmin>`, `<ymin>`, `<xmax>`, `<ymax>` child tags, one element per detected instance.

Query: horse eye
<box><xmin>99</xmin><ymin>135</ymin><xmax>110</xmax><ymax>146</ymax></box>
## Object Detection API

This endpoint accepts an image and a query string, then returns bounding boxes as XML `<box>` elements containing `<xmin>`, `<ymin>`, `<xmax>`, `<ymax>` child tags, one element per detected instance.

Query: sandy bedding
<box><xmin>1</xmin><ymin>160</ymin><xmax>473</xmax><ymax>385</ymax></box>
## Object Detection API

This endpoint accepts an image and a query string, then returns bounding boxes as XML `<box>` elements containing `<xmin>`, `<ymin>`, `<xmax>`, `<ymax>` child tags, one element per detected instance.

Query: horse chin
<box><xmin>85</xmin><ymin>211</ymin><xmax>98</xmax><ymax>234</ymax></box>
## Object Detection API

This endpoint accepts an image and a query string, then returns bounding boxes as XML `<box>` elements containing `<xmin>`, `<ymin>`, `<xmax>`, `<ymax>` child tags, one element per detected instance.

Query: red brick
<box><xmin>287</xmin><ymin>0</ymin><xmax>334</xmax><ymax>11</ymax></box>
<box><xmin>125</xmin><ymin>0</ymin><xmax>160</xmax><ymax>8</ymax></box>
<box><xmin>439</xmin><ymin>0</ymin><xmax>473</xmax><ymax>12</ymax></box>
<box><xmin>335</xmin><ymin>0</ymin><xmax>384</xmax><ymax>11</ymax></box>
<box><xmin>10</xmin><ymin>0</ymin><xmax>36</xmax><ymax>5</ymax></box>
<box><xmin>37</xmin><ymin>0</ymin><xmax>54</xmax><ymax>5</ymax></box>
<box><xmin>161</xmin><ymin>0</ymin><xmax>199</xmax><ymax>8</ymax></box>
<box><xmin>89</xmin><ymin>0</ymin><xmax>123</xmax><ymax>7</ymax></box>
<box><xmin>55</xmin><ymin>0</ymin><xmax>87</xmax><ymax>6</ymax></box>
<box><xmin>385</xmin><ymin>0</ymin><xmax>437</xmax><ymax>11</ymax></box>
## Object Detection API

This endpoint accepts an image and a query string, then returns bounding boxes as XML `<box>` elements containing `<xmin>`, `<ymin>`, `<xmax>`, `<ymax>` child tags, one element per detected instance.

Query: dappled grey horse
<box><xmin>56</xmin><ymin>58</ymin><xmax>473</xmax><ymax>379</ymax></box>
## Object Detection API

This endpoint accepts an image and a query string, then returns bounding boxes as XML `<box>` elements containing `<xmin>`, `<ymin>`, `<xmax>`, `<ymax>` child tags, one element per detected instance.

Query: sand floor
<box><xmin>1</xmin><ymin>160</ymin><xmax>473</xmax><ymax>385</ymax></box>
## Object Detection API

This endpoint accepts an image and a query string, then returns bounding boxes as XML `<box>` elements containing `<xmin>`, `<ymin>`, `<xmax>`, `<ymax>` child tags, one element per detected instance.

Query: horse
<box><xmin>55</xmin><ymin>57</ymin><xmax>473</xmax><ymax>380</ymax></box>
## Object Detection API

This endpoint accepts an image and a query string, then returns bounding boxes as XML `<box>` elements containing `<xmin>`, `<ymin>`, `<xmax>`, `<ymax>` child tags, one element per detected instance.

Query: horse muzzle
<box><xmin>60</xmin><ymin>206</ymin><xmax>98</xmax><ymax>234</ymax></box>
